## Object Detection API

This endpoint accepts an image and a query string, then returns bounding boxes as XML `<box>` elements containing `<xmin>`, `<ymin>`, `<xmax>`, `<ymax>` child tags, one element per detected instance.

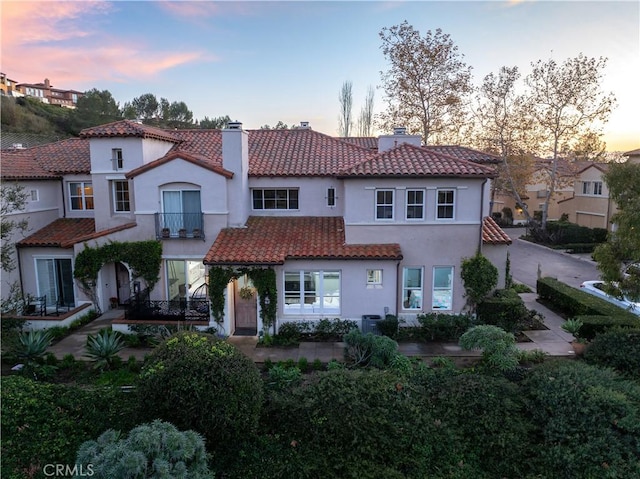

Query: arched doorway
<box><xmin>115</xmin><ymin>262</ymin><xmax>131</xmax><ymax>304</ymax></box>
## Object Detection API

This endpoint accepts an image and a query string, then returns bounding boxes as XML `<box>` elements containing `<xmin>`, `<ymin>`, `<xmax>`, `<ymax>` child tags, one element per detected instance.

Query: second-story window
<box><xmin>436</xmin><ymin>189</ymin><xmax>455</xmax><ymax>219</ymax></box>
<box><xmin>112</xmin><ymin>148</ymin><xmax>123</xmax><ymax>170</ymax></box>
<box><xmin>406</xmin><ymin>190</ymin><xmax>425</xmax><ymax>220</ymax></box>
<box><xmin>252</xmin><ymin>189</ymin><xmax>299</xmax><ymax>210</ymax></box>
<box><xmin>113</xmin><ymin>181</ymin><xmax>130</xmax><ymax>212</ymax></box>
<box><xmin>69</xmin><ymin>182</ymin><xmax>94</xmax><ymax>210</ymax></box>
<box><xmin>376</xmin><ymin>189</ymin><xmax>394</xmax><ymax>220</ymax></box>
<box><xmin>327</xmin><ymin>187</ymin><xmax>336</xmax><ymax>207</ymax></box>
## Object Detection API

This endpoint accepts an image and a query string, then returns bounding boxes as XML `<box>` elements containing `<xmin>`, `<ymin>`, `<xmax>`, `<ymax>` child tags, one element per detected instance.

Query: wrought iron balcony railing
<box><xmin>155</xmin><ymin>212</ymin><xmax>204</xmax><ymax>240</ymax></box>
<box><xmin>125</xmin><ymin>288</ymin><xmax>210</xmax><ymax>322</ymax></box>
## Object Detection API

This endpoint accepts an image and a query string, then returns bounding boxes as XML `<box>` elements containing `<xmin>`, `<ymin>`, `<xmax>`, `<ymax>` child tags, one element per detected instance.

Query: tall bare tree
<box><xmin>378</xmin><ymin>21</ymin><xmax>473</xmax><ymax>144</ymax></box>
<box><xmin>525</xmin><ymin>54</ymin><xmax>616</xmax><ymax>230</ymax></box>
<box><xmin>356</xmin><ymin>85</ymin><xmax>375</xmax><ymax>136</ymax></box>
<box><xmin>338</xmin><ymin>80</ymin><xmax>353</xmax><ymax>137</ymax></box>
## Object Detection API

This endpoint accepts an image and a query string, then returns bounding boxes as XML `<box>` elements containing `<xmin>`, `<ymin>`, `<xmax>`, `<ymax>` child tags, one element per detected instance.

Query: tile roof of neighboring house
<box><xmin>624</xmin><ymin>148</ymin><xmax>640</xmax><ymax>156</ymax></box>
<box><xmin>424</xmin><ymin>145</ymin><xmax>501</xmax><ymax>165</ymax></box>
<box><xmin>338</xmin><ymin>137</ymin><xmax>378</xmax><ymax>149</ymax></box>
<box><xmin>341</xmin><ymin>143</ymin><xmax>496</xmax><ymax>178</ymax></box>
<box><xmin>204</xmin><ymin>216</ymin><xmax>403</xmax><ymax>265</ymax></box>
<box><xmin>0</xmin><ymin>138</ymin><xmax>90</xmax><ymax>179</ymax></box>
<box><xmin>17</xmin><ymin>218</ymin><xmax>137</xmax><ymax>248</ymax></box>
<box><xmin>482</xmin><ymin>216</ymin><xmax>512</xmax><ymax>245</ymax></box>
<box><xmin>126</xmin><ymin>151</ymin><xmax>234</xmax><ymax>179</ymax></box>
<box><xmin>80</xmin><ymin>120</ymin><xmax>181</xmax><ymax>143</ymax></box>
<box><xmin>574</xmin><ymin>161</ymin><xmax>610</xmax><ymax>174</ymax></box>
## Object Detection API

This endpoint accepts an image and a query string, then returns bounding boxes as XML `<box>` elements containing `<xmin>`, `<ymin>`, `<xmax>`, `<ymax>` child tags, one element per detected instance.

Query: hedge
<box><xmin>537</xmin><ymin>277</ymin><xmax>638</xmax><ymax>320</ymax></box>
<box><xmin>584</xmin><ymin>328</ymin><xmax>640</xmax><ymax>378</ymax></box>
<box><xmin>573</xmin><ymin>315</ymin><xmax>640</xmax><ymax>341</ymax></box>
<box><xmin>477</xmin><ymin>289</ymin><xmax>529</xmax><ymax>333</ymax></box>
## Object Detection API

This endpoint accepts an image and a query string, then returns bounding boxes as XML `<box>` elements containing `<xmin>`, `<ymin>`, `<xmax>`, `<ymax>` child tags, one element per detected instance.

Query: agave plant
<box><xmin>85</xmin><ymin>330</ymin><xmax>125</xmax><ymax>370</ymax></box>
<box><xmin>17</xmin><ymin>330</ymin><xmax>52</xmax><ymax>363</ymax></box>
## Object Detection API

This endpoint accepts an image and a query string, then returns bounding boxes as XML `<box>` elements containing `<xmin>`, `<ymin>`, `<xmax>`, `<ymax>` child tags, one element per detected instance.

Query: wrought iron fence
<box><xmin>125</xmin><ymin>288</ymin><xmax>210</xmax><ymax>322</ymax></box>
<box><xmin>155</xmin><ymin>212</ymin><xmax>204</xmax><ymax>240</ymax></box>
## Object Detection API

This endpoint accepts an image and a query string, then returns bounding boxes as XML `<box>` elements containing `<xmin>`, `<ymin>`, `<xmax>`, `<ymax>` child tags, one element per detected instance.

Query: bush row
<box><xmin>539</xmin><ymin>220</ymin><xmax>608</xmax><ymax>245</ymax></box>
<box><xmin>274</xmin><ymin>318</ymin><xmax>357</xmax><ymax>344</ymax></box>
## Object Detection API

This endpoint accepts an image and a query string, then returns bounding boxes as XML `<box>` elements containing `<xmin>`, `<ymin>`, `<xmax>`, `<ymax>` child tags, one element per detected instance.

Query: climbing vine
<box><xmin>74</xmin><ymin>240</ymin><xmax>163</xmax><ymax>292</ymax></box>
<box><xmin>208</xmin><ymin>266</ymin><xmax>277</xmax><ymax>331</ymax></box>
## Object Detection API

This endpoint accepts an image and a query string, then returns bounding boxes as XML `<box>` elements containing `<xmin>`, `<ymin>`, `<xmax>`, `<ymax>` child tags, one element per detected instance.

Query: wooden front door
<box><xmin>234</xmin><ymin>276</ymin><xmax>257</xmax><ymax>330</ymax></box>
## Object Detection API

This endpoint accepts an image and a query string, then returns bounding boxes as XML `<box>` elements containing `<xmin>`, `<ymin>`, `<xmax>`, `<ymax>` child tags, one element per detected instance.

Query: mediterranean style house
<box><xmin>1</xmin><ymin>120</ymin><xmax>511</xmax><ymax>335</ymax></box>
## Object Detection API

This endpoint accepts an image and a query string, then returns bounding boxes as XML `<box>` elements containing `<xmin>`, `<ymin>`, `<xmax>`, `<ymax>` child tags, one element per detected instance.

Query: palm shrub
<box><xmin>136</xmin><ymin>332</ymin><xmax>262</xmax><ymax>457</ymax></box>
<box><xmin>17</xmin><ymin>329</ymin><xmax>52</xmax><ymax>363</ymax></box>
<box><xmin>75</xmin><ymin>420</ymin><xmax>213</xmax><ymax>479</ymax></box>
<box><xmin>459</xmin><ymin>325</ymin><xmax>520</xmax><ymax>372</ymax></box>
<box><xmin>85</xmin><ymin>329</ymin><xmax>125</xmax><ymax>370</ymax></box>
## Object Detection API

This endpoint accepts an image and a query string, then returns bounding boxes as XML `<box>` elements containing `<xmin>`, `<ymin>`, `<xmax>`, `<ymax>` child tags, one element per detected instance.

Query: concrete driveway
<box><xmin>506</xmin><ymin>227</ymin><xmax>601</xmax><ymax>290</ymax></box>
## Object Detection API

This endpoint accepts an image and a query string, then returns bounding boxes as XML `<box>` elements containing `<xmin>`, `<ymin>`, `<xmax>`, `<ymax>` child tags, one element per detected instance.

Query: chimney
<box><xmin>377</xmin><ymin>126</ymin><xmax>422</xmax><ymax>152</ymax></box>
<box><xmin>222</xmin><ymin>121</ymin><xmax>250</xmax><ymax>227</ymax></box>
<box><xmin>44</xmin><ymin>78</ymin><xmax>51</xmax><ymax>89</ymax></box>
<box><xmin>298</xmin><ymin>121</ymin><xmax>310</xmax><ymax>129</ymax></box>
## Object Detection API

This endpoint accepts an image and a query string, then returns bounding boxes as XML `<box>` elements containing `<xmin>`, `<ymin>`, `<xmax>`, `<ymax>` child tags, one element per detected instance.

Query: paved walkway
<box><xmin>47</xmin><ymin>293</ymin><xmax>576</xmax><ymax>363</ymax></box>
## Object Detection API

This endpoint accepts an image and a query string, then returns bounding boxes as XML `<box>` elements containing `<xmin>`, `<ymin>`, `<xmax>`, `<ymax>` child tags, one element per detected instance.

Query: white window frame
<box><xmin>402</xmin><ymin>267</ymin><xmax>423</xmax><ymax>310</ymax></box>
<box><xmin>436</xmin><ymin>189</ymin><xmax>455</xmax><ymax>220</ymax></box>
<box><xmin>375</xmin><ymin>189</ymin><xmax>394</xmax><ymax>220</ymax></box>
<box><xmin>406</xmin><ymin>189</ymin><xmax>425</xmax><ymax>220</ymax></box>
<box><xmin>582</xmin><ymin>181</ymin><xmax>592</xmax><ymax>195</ymax></box>
<box><xmin>283</xmin><ymin>270</ymin><xmax>341</xmax><ymax>315</ymax></box>
<box><xmin>112</xmin><ymin>180</ymin><xmax>130</xmax><ymax>212</ymax></box>
<box><xmin>366</xmin><ymin>269</ymin><xmax>383</xmax><ymax>285</ymax></box>
<box><xmin>34</xmin><ymin>256</ymin><xmax>75</xmax><ymax>308</ymax></box>
<box><xmin>252</xmin><ymin>189</ymin><xmax>299</xmax><ymax>210</ymax></box>
<box><xmin>112</xmin><ymin>148</ymin><xmax>123</xmax><ymax>170</ymax></box>
<box><xmin>69</xmin><ymin>182</ymin><xmax>94</xmax><ymax>210</ymax></box>
<box><xmin>432</xmin><ymin>266</ymin><xmax>454</xmax><ymax>311</ymax></box>
<box><xmin>593</xmin><ymin>181</ymin><xmax>603</xmax><ymax>195</ymax></box>
<box><xmin>327</xmin><ymin>187</ymin><xmax>336</xmax><ymax>207</ymax></box>
<box><xmin>29</xmin><ymin>189</ymin><xmax>39</xmax><ymax>202</ymax></box>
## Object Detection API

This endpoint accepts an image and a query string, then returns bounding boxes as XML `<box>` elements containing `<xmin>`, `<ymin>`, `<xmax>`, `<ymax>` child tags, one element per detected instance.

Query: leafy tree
<box><xmin>594</xmin><ymin>161</ymin><xmax>640</xmax><ymax>301</ymax></box>
<box><xmin>71</xmin><ymin>88</ymin><xmax>122</xmax><ymax>131</ymax></box>
<box><xmin>356</xmin><ymin>85</ymin><xmax>375</xmax><ymax>136</ymax></box>
<box><xmin>524</xmin><ymin>54</ymin><xmax>616</xmax><ymax>230</ymax></box>
<box><xmin>166</xmin><ymin>100</ymin><xmax>193</xmax><ymax>126</ymax></box>
<box><xmin>378</xmin><ymin>22</ymin><xmax>472</xmax><ymax>144</ymax></box>
<box><xmin>338</xmin><ymin>80</ymin><xmax>353</xmax><ymax>137</ymax></box>
<box><xmin>199</xmin><ymin>115</ymin><xmax>231</xmax><ymax>129</ymax></box>
<box><xmin>1</xmin><ymin>183</ymin><xmax>28</xmax><ymax>273</ymax></box>
<box><xmin>130</xmin><ymin>92</ymin><xmax>160</xmax><ymax>120</ymax></box>
<box><xmin>260</xmin><ymin>120</ymin><xmax>290</xmax><ymax>130</ymax></box>
<box><xmin>460</xmin><ymin>253</ymin><xmax>498</xmax><ymax>313</ymax></box>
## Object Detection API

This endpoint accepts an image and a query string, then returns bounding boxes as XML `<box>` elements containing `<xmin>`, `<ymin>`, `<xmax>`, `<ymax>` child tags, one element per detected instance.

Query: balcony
<box><xmin>155</xmin><ymin>212</ymin><xmax>205</xmax><ymax>240</ymax></box>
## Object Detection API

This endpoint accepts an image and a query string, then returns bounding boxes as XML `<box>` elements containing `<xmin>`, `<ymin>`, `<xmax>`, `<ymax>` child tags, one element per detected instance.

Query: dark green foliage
<box><xmin>537</xmin><ymin>277</ymin><xmax>638</xmax><ymax>320</ymax></box>
<box><xmin>460</xmin><ymin>253</ymin><xmax>499</xmax><ymax>312</ymax></box>
<box><xmin>541</xmin><ymin>221</ymin><xmax>607</xmax><ymax>245</ymax></box>
<box><xmin>136</xmin><ymin>332</ymin><xmax>263</xmax><ymax>454</ymax></box>
<box><xmin>84</xmin><ymin>329</ymin><xmax>125</xmax><ymax>370</ymax></box>
<box><xmin>1</xmin><ymin>376</ymin><xmax>137</xmax><ymax>479</ymax></box>
<box><xmin>376</xmin><ymin>314</ymin><xmax>399</xmax><ymax>338</ymax></box>
<box><xmin>459</xmin><ymin>325</ymin><xmax>520</xmax><ymax>373</ymax></box>
<box><xmin>562</xmin><ymin>242</ymin><xmax>596</xmax><ymax>254</ymax></box>
<box><xmin>574</xmin><ymin>314</ymin><xmax>639</xmax><ymax>340</ymax></box>
<box><xmin>265</xmin><ymin>365</ymin><xmax>302</xmax><ymax>391</ymax></box>
<box><xmin>297</xmin><ymin>356</ymin><xmax>309</xmax><ymax>372</ymax></box>
<box><xmin>407</xmin><ymin>313</ymin><xmax>475</xmax><ymax>341</ymax></box>
<box><xmin>272</xmin><ymin>318</ymin><xmax>358</xmax><ymax>344</ymax></box>
<box><xmin>76</xmin><ymin>420</ymin><xmax>213</xmax><ymax>478</ymax></box>
<box><xmin>477</xmin><ymin>288</ymin><xmax>529</xmax><ymax>332</ymax></box>
<box><xmin>522</xmin><ymin>360</ymin><xmax>640</xmax><ymax>478</ymax></box>
<box><xmin>584</xmin><ymin>328</ymin><xmax>640</xmax><ymax>378</ymax></box>
<box><xmin>343</xmin><ymin>329</ymin><xmax>399</xmax><ymax>368</ymax></box>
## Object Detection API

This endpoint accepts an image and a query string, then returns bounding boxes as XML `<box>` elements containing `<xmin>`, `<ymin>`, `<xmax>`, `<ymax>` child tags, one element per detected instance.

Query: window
<box><xmin>166</xmin><ymin>260</ymin><xmax>206</xmax><ymax>302</ymax></box>
<box><xmin>582</xmin><ymin>181</ymin><xmax>602</xmax><ymax>195</ymax></box>
<box><xmin>29</xmin><ymin>189</ymin><xmax>39</xmax><ymax>202</ymax></box>
<box><xmin>376</xmin><ymin>189</ymin><xmax>394</xmax><ymax>219</ymax></box>
<box><xmin>327</xmin><ymin>187</ymin><xmax>336</xmax><ymax>207</ymax></box>
<box><xmin>284</xmin><ymin>270</ymin><xmax>340</xmax><ymax>314</ymax></box>
<box><xmin>366</xmin><ymin>269</ymin><xmax>382</xmax><ymax>285</ymax></box>
<box><xmin>112</xmin><ymin>148</ymin><xmax>123</xmax><ymax>170</ymax></box>
<box><xmin>402</xmin><ymin>267</ymin><xmax>423</xmax><ymax>310</ymax></box>
<box><xmin>406</xmin><ymin>190</ymin><xmax>424</xmax><ymax>220</ymax></box>
<box><xmin>69</xmin><ymin>182</ymin><xmax>94</xmax><ymax>210</ymax></box>
<box><xmin>582</xmin><ymin>181</ymin><xmax>592</xmax><ymax>195</ymax></box>
<box><xmin>36</xmin><ymin>258</ymin><xmax>75</xmax><ymax>308</ymax></box>
<box><xmin>161</xmin><ymin>190</ymin><xmax>202</xmax><ymax>236</ymax></box>
<box><xmin>113</xmin><ymin>181</ymin><xmax>130</xmax><ymax>212</ymax></box>
<box><xmin>252</xmin><ymin>189</ymin><xmax>299</xmax><ymax>210</ymax></box>
<box><xmin>593</xmin><ymin>181</ymin><xmax>603</xmax><ymax>195</ymax></box>
<box><xmin>436</xmin><ymin>189</ymin><xmax>455</xmax><ymax>219</ymax></box>
<box><xmin>432</xmin><ymin>266</ymin><xmax>453</xmax><ymax>311</ymax></box>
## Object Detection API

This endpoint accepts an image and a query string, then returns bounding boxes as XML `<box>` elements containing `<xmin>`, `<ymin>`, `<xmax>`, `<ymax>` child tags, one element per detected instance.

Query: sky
<box><xmin>2</xmin><ymin>0</ymin><xmax>639</xmax><ymax>151</ymax></box>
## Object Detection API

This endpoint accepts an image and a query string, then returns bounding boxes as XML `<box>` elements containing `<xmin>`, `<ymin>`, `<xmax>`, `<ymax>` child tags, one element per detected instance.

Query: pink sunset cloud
<box><xmin>1</xmin><ymin>1</ymin><xmax>211</xmax><ymax>87</ymax></box>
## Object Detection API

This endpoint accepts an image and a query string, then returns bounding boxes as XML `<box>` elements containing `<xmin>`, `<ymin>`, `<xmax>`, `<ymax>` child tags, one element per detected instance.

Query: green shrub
<box><xmin>584</xmin><ymin>328</ymin><xmax>640</xmax><ymax>378</ymax></box>
<box><xmin>477</xmin><ymin>289</ymin><xmax>529</xmax><ymax>333</ymax></box>
<box><xmin>136</xmin><ymin>332</ymin><xmax>263</xmax><ymax>454</ymax></box>
<box><xmin>574</xmin><ymin>314</ymin><xmax>639</xmax><ymax>340</ymax></box>
<box><xmin>376</xmin><ymin>314</ymin><xmax>399</xmax><ymax>338</ymax></box>
<box><xmin>461</xmin><ymin>253</ymin><xmax>498</xmax><ymax>312</ymax></box>
<box><xmin>297</xmin><ymin>356</ymin><xmax>309</xmax><ymax>373</ymax></box>
<box><xmin>76</xmin><ymin>420</ymin><xmax>213</xmax><ymax>479</ymax></box>
<box><xmin>416</xmin><ymin>313</ymin><xmax>475</xmax><ymax>341</ymax></box>
<box><xmin>343</xmin><ymin>329</ymin><xmax>399</xmax><ymax>368</ymax></box>
<box><xmin>85</xmin><ymin>329</ymin><xmax>125</xmax><ymax>370</ymax></box>
<box><xmin>1</xmin><ymin>376</ymin><xmax>136</xmax><ymax>479</ymax></box>
<box><xmin>312</xmin><ymin>358</ymin><xmax>323</xmax><ymax>370</ymax></box>
<box><xmin>510</xmin><ymin>282</ymin><xmax>532</xmax><ymax>293</ymax></box>
<box><xmin>537</xmin><ymin>277</ymin><xmax>638</xmax><ymax>320</ymax></box>
<box><xmin>522</xmin><ymin>360</ymin><xmax>640</xmax><ymax>478</ymax></box>
<box><xmin>266</xmin><ymin>365</ymin><xmax>302</xmax><ymax>391</ymax></box>
<box><xmin>459</xmin><ymin>325</ymin><xmax>520</xmax><ymax>373</ymax></box>
<box><xmin>544</xmin><ymin>221</ymin><xmax>606</xmax><ymax>245</ymax></box>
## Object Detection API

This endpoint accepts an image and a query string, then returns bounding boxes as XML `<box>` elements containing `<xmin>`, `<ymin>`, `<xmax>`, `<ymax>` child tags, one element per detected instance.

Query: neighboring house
<box><xmin>1</xmin><ymin>72</ymin><xmax>19</xmax><ymax>96</ymax></box>
<box><xmin>14</xmin><ymin>78</ymin><xmax>83</xmax><ymax>108</ymax></box>
<box><xmin>624</xmin><ymin>148</ymin><xmax>640</xmax><ymax>165</ymax></box>
<box><xmin>1</xmin><ymin>120</ymin><xmax>512</xmax><ymax>335</ymax></box>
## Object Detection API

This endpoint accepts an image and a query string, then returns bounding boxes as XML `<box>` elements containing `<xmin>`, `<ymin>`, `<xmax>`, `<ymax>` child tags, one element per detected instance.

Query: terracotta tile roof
<box><xmin>482</xmin><ymin>216</ymin><xmax>512</xmax><ymax>245</ymax></box>
<box><xmin>1</xmin><ymin>138</ymin><xmax>89</xmax><ymax>179</ymax></box>
<box><xmin>424</xmin><ymin>145</ymin><xmax>501</xmax><ymax>165</ymax></box>
<box><xmin>127</xmin><ymin>151</ymin><xmax>233</xmax><ymax>179</ymax></box>
<box><xmin>342</xmin><ymin>143</ymin><xmax>496</xmax><ymax>178</ymax></box>
<box><xmin>574</xmin><ymin>160</ymin><xmax>609</xmax><ymax>174</ymax></box>
<box><xmin>80</xmin><ymin>120</ymin><xmax>181</xmax><ymax>143</ymax></box>
<box><xmin>17</xmin><ymin>218</ymin><xmax>136</xmax><ymax>248</ymax></box>
<box><xmin>204</xmin><ymin>216</ymin><xmax>403</xmax><ymax>265</ymax></box>
<box><xmin>338</xmin><ymin>137</ymin><xmax>378</xmax><ymax>149</ymax></box>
